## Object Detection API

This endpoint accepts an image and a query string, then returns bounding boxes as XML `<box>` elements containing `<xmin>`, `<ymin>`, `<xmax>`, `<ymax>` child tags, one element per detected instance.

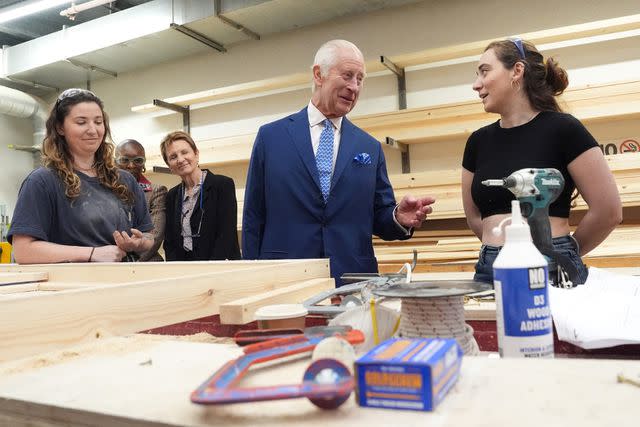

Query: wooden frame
<box><xmin>0</xmin><ymin>260</ymin><xmax>331</xmax><ymax>362</ymax></box>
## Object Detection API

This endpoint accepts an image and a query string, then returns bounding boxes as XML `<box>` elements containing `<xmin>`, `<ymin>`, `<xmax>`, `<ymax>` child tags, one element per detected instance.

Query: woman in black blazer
<box><xmin>160</xmin><ymin>131</ymin><xmax>240</xmax><ymax>261</ymax></box>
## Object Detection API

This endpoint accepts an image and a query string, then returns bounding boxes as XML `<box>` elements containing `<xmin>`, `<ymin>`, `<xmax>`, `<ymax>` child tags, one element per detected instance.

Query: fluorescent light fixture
<box><xmin>0</xmin><ymin>0</ymin><xmax>70</xmax><ymax>25</ymax></box>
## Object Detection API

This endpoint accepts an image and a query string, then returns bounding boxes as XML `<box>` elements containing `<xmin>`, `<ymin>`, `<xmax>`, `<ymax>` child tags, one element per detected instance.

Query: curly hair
<box><xmin>486</xmin><ymin>39</ymin><xmax>569</xmax><ymax>113</ymax></box>
<box><xmin>42</xmin><ymin>89</ymin><xmax>133</xmax><ymax>205</ymax></box>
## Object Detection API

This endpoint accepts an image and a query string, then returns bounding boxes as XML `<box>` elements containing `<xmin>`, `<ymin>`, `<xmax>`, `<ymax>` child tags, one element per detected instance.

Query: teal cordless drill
<box><xmin>482</xmin><ymin>168</ymin><xmax>579</xmax><ymax>288</ymax></box>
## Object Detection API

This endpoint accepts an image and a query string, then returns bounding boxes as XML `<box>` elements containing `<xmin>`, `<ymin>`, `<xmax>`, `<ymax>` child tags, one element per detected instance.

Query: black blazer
<box><xmin>164</xmin><ymin>170</ymin><xmax>240</xmax><ymax>261</ymax></box>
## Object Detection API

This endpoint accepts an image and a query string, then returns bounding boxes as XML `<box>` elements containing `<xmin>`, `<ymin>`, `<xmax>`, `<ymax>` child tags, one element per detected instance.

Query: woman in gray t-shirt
<box><xmin>8</xmin><ymin>89</ymin><xmax>153</xmax><ymax>263</ymax></box>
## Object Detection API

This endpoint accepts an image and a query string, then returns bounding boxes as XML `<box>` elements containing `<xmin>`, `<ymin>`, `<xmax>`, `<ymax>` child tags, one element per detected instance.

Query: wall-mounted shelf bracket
<box><xmin>153</xmin><ymin>99</ymin><xmax>190</xmax><ymax>133</ymax></box>
<box><xmin>380</xmin><ymin>56</ymin><xmax>406</xmax><ymax>110</ymax></box>
<box><xmin>385</xmin><ymin>137</ymin><xmax>410</xmax><ymax>173</ymax></box>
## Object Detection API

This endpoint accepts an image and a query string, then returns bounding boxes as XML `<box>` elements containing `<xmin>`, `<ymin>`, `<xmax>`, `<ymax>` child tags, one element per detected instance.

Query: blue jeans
<box><xmin>474</xmin><ymin>235</ymin><xmax>589</xmax><ymax>286</ymax></box>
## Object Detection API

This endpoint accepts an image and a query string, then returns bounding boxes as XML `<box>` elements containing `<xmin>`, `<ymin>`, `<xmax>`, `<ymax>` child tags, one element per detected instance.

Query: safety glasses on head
<box><xmin>57</xmin><ymin>88</ymin><xmax>96</xmax><ymax>101</ymax></box>
<box><xmin>54</xmin><ymin>88</ymin><xmax>99</xmax><ymax>114</ymax></box>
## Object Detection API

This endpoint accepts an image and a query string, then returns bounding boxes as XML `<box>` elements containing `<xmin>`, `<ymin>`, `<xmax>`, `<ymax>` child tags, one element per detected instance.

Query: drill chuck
<box><xmin>480</xmin><ymin>177</ymin><xmax>518</xmax><ymax>188</ymax></box>
<box><xmin>503</xmin><ymin>176</ymin><xmax>517</xmax><ymax>188</ymax></box>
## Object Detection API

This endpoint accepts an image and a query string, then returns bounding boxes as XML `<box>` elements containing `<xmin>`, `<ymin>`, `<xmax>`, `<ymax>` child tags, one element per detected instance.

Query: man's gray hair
<box><xmin>311</xmin><ymin>39</ymin><xmax>364</xmax><ymax>92</ymax></box>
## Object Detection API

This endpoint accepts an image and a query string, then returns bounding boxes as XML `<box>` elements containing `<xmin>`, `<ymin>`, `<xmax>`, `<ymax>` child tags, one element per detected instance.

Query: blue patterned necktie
<box><xmin>316</xmin><ymin>119</ymin><xmax>334</xmax><ymax>203</ymax></box>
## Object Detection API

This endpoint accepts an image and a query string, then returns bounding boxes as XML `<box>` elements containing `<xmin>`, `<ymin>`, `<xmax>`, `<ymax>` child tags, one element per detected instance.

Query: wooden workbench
<box><xmin>0</xmin><ymin>334</ymin><xmax>638</xmax><ymax>426</ymax></box>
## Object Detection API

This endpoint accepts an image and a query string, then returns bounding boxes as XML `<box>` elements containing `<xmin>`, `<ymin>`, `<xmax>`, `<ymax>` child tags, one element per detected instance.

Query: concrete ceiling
<box><xmin>0</xmin><ymin>0</ymin><xmax>425</xmax><ymax>96</ymax></box>
<box><xmin>0</xmin><ymin>0</ymin><xmax>151</xmax><ymax>46</ymax></box>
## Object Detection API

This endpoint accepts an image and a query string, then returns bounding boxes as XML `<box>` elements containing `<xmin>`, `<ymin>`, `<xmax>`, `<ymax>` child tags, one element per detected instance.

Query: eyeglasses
<box><xmin>510</xmin><ymin>38</ymin><xmax>526</xmax><ymax>60</ymax></box>
<box><xmin>181</xmin><ymin>209</ymin><xmax>204</xmax><ymax>239</ymax></box>
<box><xmin>180</xmin><ymin>173</ymin><xmax>205</xmax><ymax>239</ymax></box>
<box><xmin>116</xmin><ymin>156</ymin><xmax>145</xmax><ymax>166</ymax></box>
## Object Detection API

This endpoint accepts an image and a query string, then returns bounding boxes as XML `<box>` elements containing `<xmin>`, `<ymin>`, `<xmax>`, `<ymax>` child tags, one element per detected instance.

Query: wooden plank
<box><xmin>131</xmin><ymin>71</ymin><xmax>313</xmax><ymax>113</ymax></box>
<box><xmin>0</xmin><ymin>260</ymin><xmax>325</xmax><ymax>283</ymax></box>
<box><xmin>379</xmin><ymin>263</ymin><xmax>476</xmax><ymax>273</ymax></box>
<box><xmin>584</xmin><ymin>255</ymin><xmax>640</xmax><ymax>268</ymax></box>
<box><xmin>37</xmin><ymin>282</ymin><xmax>113</xmax><ymax>291</ymax></box>
<box><xmin>393</xmin><ymin>13</ymin><xmax>640</xmax><ymax>68</ymax></box>
<box><xmin>0</xmin><ymin>283</ymin><xmax>39</xmax><ymax>295</ymax></box>
<box><xmin>0</xmin><ymin>260</ymin><xmax>330</xmax><ymax>362</ymax></box>
<box><xmin>219</xmin><ymin>278</ymin><xmax>335</xmax><ymax>325</ymax></box>
<box><xmin>1</xmin><ymin>337</ymin><xmax>639</xmax><ymax>426</ymax></box>
<box><xmin>0</xmin><ymin>272</ymin><xmax>48</xmax><ymax>286</ymax></box>
<box><xmin>463</xmin><ymin>301</ymin><xmax>497</xmax><ymax>321</ymax></box>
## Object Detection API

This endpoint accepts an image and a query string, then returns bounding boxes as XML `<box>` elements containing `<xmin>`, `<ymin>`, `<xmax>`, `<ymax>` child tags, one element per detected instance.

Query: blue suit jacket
<box><xmin>242</xmin><ymin>107</ymin><xmax>409</xmax><ymax>285</ymax></box>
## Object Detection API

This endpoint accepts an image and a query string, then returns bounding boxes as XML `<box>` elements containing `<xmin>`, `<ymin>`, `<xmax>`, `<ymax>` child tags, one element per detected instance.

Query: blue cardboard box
<box><xmin>355</xmin><ymin>338</ymin><xmax>462</xmax><ymax>411</ymax></box>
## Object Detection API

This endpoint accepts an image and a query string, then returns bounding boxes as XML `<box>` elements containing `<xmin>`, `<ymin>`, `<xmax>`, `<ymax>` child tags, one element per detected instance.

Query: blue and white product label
<box><xmin>494</xmin><ymin>266</ymin><xmax>554</xmax><ymax>358</ymax></box>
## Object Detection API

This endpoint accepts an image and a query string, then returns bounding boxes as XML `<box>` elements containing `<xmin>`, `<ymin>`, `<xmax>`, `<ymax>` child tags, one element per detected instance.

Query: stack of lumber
<box><xmin>389</xmin><ymin>153</ymin><xmax>640</xmax><ymax>220</ymax></box>
<box><xmin>0</xmin><ymin>260</ymin><xmax>333</xmax><ymax>362</ymax></box>
<box><xmin>231</xmin><ymin>154</ymin><xmax>639</xmax><ymax>231</ymax></box>
<box><xmin>374</xmin><ymin>225</ymin><xmax>640</xmax><ymax>273</ymax></box>
<box><xmin>375</xmin><ymin>153</ymin><xmax>640</xmax><ymax>272</ymax></box>
<box><xmin>233</xmin><ymin>153</ymin><xmax>640</xmax><ymax>271</ymax></box>
<box><xmin>229</xmin><ymin>153</ymin><xmax>640</xmax><ymax>271</ymax></box>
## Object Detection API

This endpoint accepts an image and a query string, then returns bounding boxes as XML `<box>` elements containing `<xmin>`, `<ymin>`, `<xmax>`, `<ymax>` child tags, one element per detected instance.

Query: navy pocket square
<box><xmin>353</xmin><ymin>153</ymin><xmax>372</xmax><ymax>165</ymax></box>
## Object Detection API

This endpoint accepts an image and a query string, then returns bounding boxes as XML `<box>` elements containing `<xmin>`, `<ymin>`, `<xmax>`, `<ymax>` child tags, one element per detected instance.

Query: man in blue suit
<box><xmin>243</xmin><ymin>40</ymin><xmax>435</xmax><ymax>286</ymax></box>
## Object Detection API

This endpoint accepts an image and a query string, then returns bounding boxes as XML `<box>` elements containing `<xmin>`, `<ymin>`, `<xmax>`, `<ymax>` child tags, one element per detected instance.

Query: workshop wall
<box><xmin>95</xmin><ymin>0</ymin><xmax>640</xmax><ymax>184</ymax></box>
<box><xmin>2</xmin><ymin>0</ymin><xmax>639</xmax><ymax>214</ymax></box>
<box><xmin>0</xmin><ymin>115</ymin><xmax>36</xmax><ymax>218</ymax></box>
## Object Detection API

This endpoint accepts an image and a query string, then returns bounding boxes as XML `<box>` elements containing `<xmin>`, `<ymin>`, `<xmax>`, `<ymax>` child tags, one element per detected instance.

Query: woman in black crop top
<box><xmin>461</xmin><ymin>39</ymin><xmax>622</xmax><ymax>285</ymax></box>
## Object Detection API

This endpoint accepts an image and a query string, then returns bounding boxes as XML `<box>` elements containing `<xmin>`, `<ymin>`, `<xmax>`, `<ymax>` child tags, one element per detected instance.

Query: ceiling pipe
<box><xmin>0</xmin><ymin>86</ymin><xmax>50</xmax><ymax>167</ymax></box>
<box><xmin>60</xmin><ymin>0</ymin><xmax>114</xmax><ymax>20</ymax></box>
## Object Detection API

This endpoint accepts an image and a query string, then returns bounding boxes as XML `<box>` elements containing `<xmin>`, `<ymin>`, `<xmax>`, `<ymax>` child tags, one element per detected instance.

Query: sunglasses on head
<box><xmin>57</xmin><ymin>88</ymin><xmax>97</xmax><ymax>102</ymax></box>
<box><xmin>54</xmin><ymin>88</ymin><xmax>99</xmax><ymax>114</ymax></box>
<box><xmin>116</xmin><ymin>156</ymin><xmax>146</xmax><ymax>166</ymax></box>
<box><xmin>510</xmin><ymin>38</ymin><xmax>526</xmax><ymax>60</ymax></box>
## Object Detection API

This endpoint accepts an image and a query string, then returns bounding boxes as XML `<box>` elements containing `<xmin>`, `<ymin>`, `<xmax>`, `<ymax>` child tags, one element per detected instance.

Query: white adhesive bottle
<box><xmin>492</xmin><ymin>200</ymin><xmax>554</xmax><ymax>358</ymax></box>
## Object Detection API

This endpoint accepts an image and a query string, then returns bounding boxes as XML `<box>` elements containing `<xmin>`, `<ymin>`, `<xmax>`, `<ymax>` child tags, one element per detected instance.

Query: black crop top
<box><xmin>462</xmin><ymin>111</ymin><xmax>598</xmax><ymax>219</ymax></box>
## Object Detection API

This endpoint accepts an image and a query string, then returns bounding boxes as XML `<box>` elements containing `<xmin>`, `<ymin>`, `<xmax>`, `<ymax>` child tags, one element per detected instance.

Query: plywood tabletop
<box><xmin>0</xmin><ymin>335</ymin><xmax>638</xmax><ymax>427</ymax></box>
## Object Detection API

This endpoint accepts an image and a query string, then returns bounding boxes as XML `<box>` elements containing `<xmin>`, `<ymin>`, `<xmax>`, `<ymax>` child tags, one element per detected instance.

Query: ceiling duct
<box><xmin>0</xmin><ymin>85</ymin><xmax>49</xmax><ymax>167</ymax></box>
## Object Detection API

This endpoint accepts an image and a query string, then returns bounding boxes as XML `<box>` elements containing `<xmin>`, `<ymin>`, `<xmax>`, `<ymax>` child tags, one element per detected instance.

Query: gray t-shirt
<box><xmin>8</xmin><ymin>167</ymin><xmax>153</xmax><ymax>247</ymax></box>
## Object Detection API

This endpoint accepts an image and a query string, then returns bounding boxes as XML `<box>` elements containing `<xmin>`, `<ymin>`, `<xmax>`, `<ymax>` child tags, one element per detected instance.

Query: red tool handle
<box><xmin>234</xmin><ymin>328</ymin><xmax>304</xmax><ymax>346</ymax></box>
<box><xmin>243</xmin><ymin>334</ymin><xmax>308</xmax><ymax>354</ymax></box>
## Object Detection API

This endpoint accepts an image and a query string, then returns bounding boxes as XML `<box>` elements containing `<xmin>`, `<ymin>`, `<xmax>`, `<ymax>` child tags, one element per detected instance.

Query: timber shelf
<box><xmin>133</xmin><ymin>13</ymin><xmax>640</xmax><ymax>114</ymax></box>
<box><xmin>140</xmin><ymin>12</ymin><xmax>640</xmax><ymax>171</ymax></box>
<box><xmin>145</xmin><ymin>80</ymin><xmax>640</xmax><ymax>171</ymax></box>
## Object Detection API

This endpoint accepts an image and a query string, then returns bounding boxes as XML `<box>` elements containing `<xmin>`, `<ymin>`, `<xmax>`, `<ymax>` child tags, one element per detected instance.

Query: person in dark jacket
<box><xmin>160</xmin><ymin>130</ymin><xmax>240</xmax><ymax>261</ymax></box>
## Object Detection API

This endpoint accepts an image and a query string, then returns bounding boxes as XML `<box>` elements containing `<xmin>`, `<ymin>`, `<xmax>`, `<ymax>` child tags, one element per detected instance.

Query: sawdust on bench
<box><xmin>0</xmin><ymin>333</ymin><xmax>234</xmax><ymax>375</ymax></box>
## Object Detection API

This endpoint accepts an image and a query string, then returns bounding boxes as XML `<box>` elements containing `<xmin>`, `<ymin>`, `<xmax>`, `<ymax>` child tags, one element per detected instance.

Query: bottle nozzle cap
<box><xmin>503</xmin><ymin>200</ymin><xmax>532</xmax><ymax>243</ymax></box>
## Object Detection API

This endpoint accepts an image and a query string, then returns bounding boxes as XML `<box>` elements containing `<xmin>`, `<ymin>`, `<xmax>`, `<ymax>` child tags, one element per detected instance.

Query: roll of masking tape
<box><xmin>311</xmin><ymin>336</ymin><xmax>356</xmax><ymax>373</ymax></box>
